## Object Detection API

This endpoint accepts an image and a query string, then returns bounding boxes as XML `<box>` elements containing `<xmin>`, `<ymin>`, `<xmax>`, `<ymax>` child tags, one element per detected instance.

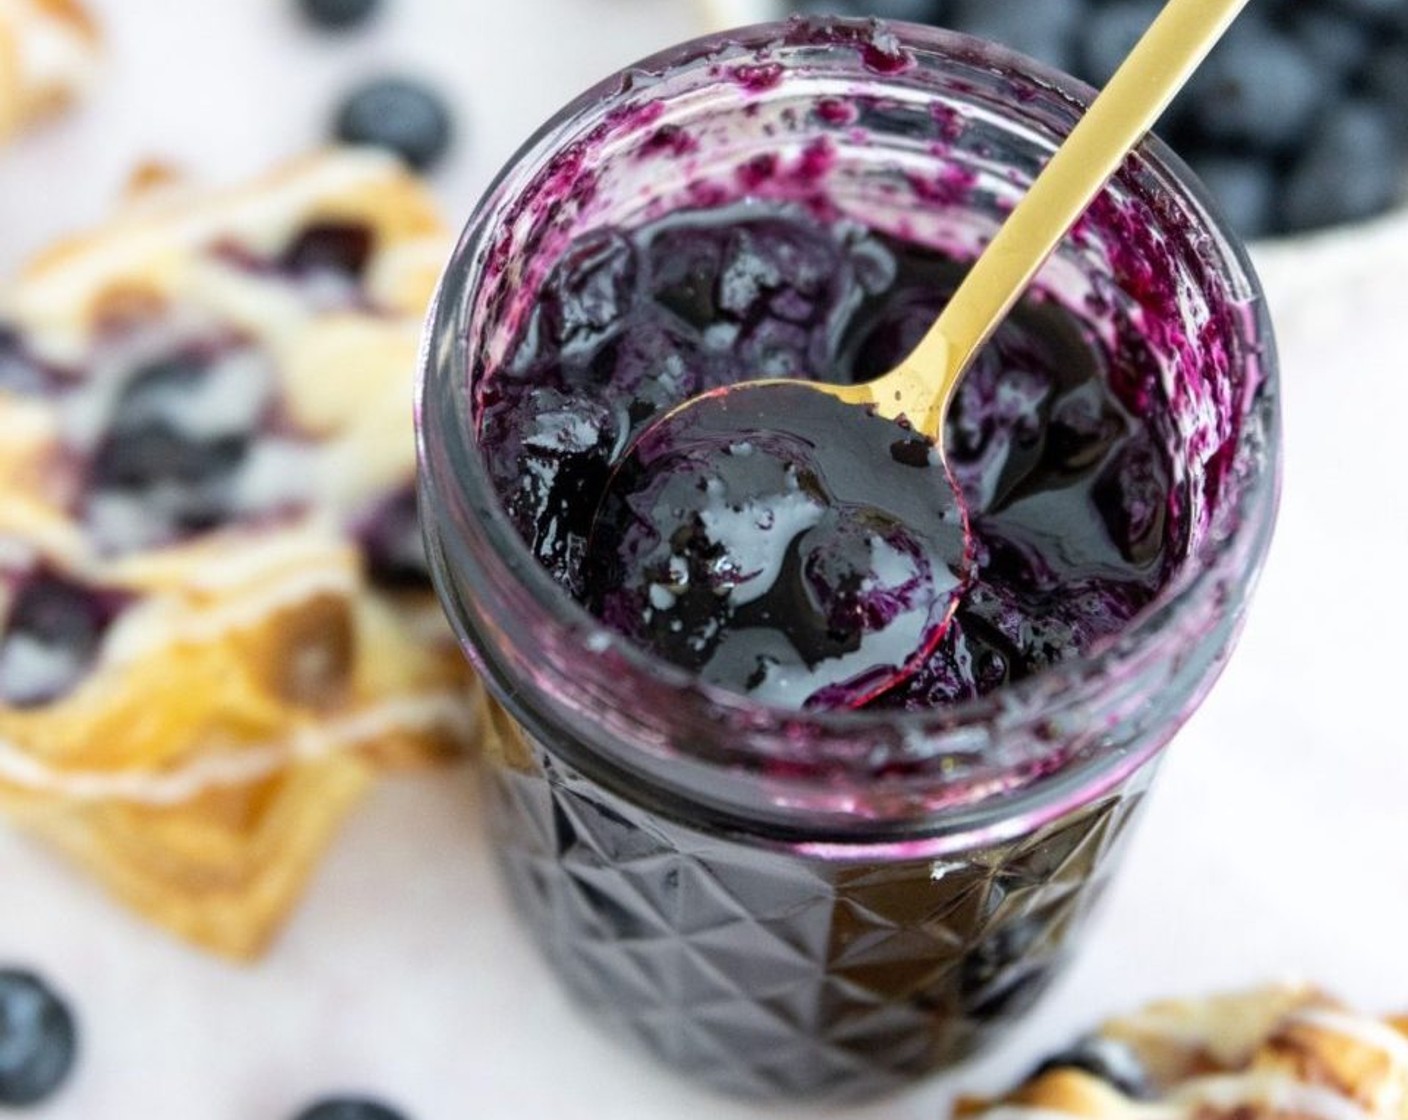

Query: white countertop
<box><xmin>1</xmin><ymin>3</ymin><xmax>1405</xmax><ymax>1118</ymax></box>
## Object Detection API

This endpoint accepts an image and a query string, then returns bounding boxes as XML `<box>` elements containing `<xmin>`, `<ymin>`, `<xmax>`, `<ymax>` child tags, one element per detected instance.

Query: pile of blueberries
<box><xmin>792</xmin><ymin>0</ymin><xmax>1408</xmax><ymax>238</ymax></box>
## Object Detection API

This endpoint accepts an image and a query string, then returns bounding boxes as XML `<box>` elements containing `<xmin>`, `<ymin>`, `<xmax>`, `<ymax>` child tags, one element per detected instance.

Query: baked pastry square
<box><xmin>0</xmin><ymin>149</ymin><xmax>479</xmax><ymax>959</ymax></box>
<box><xmin>955</xmin><ymin>984</ymin><xmax>1408</xmax><ymax>1119</ymax></box>
<box><xmin>0</xmin><ymin>0</ymin><xmax>98</xmax><ymax>142</ymax></box>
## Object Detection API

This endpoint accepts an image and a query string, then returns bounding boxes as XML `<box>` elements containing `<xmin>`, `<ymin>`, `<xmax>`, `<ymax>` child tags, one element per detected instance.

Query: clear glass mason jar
<box><xmin>417</xmin><ymin>17</ymin><xmax>1280</xmax><ymax>1103</ymax></box>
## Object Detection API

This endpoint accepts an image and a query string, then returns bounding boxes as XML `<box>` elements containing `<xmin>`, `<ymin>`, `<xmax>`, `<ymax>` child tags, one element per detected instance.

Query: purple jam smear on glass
<box><xmin>478</xmin><ymin>202</ymin><xmax>1180</xmax><ymax>713</ymax></box>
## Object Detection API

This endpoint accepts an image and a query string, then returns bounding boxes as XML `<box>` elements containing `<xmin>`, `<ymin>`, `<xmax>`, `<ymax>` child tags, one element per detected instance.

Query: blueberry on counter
<box><xmin>1186</xmin><ymin>155</ymin><xmax>1276</xmax><ymax>241</ymax></box>
<box><xmin>785</xmin><ymin>0</ymin><xmax>1408</xmax><ymax>237</ymax></box>
<box><xmin>1282</xmin><ymin>98</ymin><xmax>1405</xmax><ymax>233</ymax></box>
<box><xmin>334</xmin><ymin>78</ymin><xmax>452</xmax><ymax>171</ymax></box>
<box><xmin>293</xmin><ymin>1098</ymin><xmax>408</xmax><ymax>1120</ymax></box>
<box><xmin>951</xmin><ymin>0</ymin><xmax>1087</xmax><ymax>76</ymax></box>
<box><xmin>1186</xmin><ymin>18</ymin><xmax>1323</xmax><ymax>150</ymax></box>
<box><xmin>0</xmin><ymin>970</ymin><xmax>78</xmax><ymax>1107</ymax></box>
<box><xmin>297</xmin><ymin>0</ymin><xmax>381</xmax><ymax>32</ymax></box>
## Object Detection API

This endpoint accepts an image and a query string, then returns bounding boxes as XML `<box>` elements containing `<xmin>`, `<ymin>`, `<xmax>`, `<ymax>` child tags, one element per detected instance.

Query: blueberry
<box><xmin>1078</xmin><ymin>1</ymin><xmax>1161</xmax><ymax>86</ymax></box>
<box><xmin>793</xmin><ymin>0</ymin><xmax>939</xmax><ymax>19</ymax></box>
<box><xmin>296</xmin><ymin>0</ymin><xmax>380</xmax><ymax>31</ymax></box>
<box><xmin>1186</xmin><ymin>20</ymin><xmax>1324</xmax><ymax>150</ymax></box>
<box><xmin>334</xmin><ymin>78</ymin><xmax>453</xmax><ymax>171</ymax></box>
<box><xmin>950</xmin><ymin>0</ymin><xmax>1087</xmax><ymax>75</ymax></box>
<box><xmin>1281</xmin><ymin>8</ymin><xmax>1373</xmax><ymax>82</ymax></box>
<box><xmin>1281</xmin><ymin>98</ymin><xmax>1405</xmax><ymax>232</ymax></box>
<box><xmin>855</xmin><ymin>0</ymin><xmax>941</xmax><ymax>21</ymax></box>
<box><xmin>539</xmin><ymin>229</ymin><xmax>639</xmax><ymax>355</ymax></box>
<box><xmin>0</xmin><ymin>573</ymin><xmax>124</xmax><ymax>708</ymax></box>
<box><xmin>1030</xmin><ymin>1035</ymin><xmax>1152</xmax><ymax>1099</ymax></box>
<box><xmin>1093</xmin><ymin>433</ymin><xmax>1169</xmax><ymax>566</ymax></box>
<box><xmin>292</xmin><ymin>1098</ymin><xmax>407</xmax><ymax>1120</ymax></box>
<box><xmin>1328</xmin><ymin>0</ymin><xmax>1404</xmax><ymax>20</ymax></box>
<box><xmin>0</xmin><ymin>970</ymin><xmax>78</xmax><ymax>1106</ymax></box>
<box><xmin>1188</xmin><ymin>154</ymin><xmax>1277</xmax><ymax>240</ymax></box>
<box><xmin>1365</xmin><ymin>45</ymin><xmax>1408</xmax><ymax>141</ymax></box>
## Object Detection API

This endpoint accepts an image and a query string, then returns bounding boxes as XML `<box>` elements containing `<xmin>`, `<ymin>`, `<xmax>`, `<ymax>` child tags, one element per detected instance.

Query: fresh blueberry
<box><xmin>296</xmin><ymin>0</ymin><xmax>380</xmax><ymax>31</ymax></box>
<box><xmin>1030</xmin><ymin>1035</ymin><xmax>1153</xmax><ymax>1099</ymax></box>
<box><xmin>1281</xmin><ymin>98</ymin><xmax>1405</xmax><ymax>232</ymax></box>
<box><xmin>0</xmin><ymin>573</ymin><xmax>125</xmax><ymax>708</ymax></box>
<box><xmin>1186</xmin><ymin>19</ymin><xmax>1324</xmax><ymax>150</ymax></box>
<box><xmin>1188</xmin><ymin>154</ymin><xmax>1277</xmax><ymax>240</ymax></box>
<box><xmin>1281</xmin><ymin>7</ymin><xmax>1373</xmax><ymax>82</ymax></box>
<box><xmin>0</xmin><ymin>970</ymin><xmax>78</xmax><ymax>1106</ymax></box>
<box><xmin>793</xmin><ymin>0</ymin><xmax>939</xmax><ymax>20</ymax></box>
<box><xmin>1365</xmin><ymin>44</ymin><xmax>1408</xmax><ymax>141</ymax></box>
<box><xmin>858</xmin><ymin>0</ymin><xmax>943</xmax><ymax>22</ymax></box>
<box><xmin>1078</xmin><ymin>1</ymin><xmax>1161</xmax><ymax>86</ymax></box>
<box><xmin>949</xmin><ymin>0</ymin><xmax>1087</xmax><ymax>75</ymax></box>
<box><xmin>1327</xmin><ymin>0</ymin><xmax>1404</xmax><ymax>21</ymax></box>
<box><xmin>334</xmin><ymin>78</ymin><xmax>453</xmax><ymax>171</ymax></box>
<box><xmin>292</xmin><ymin>1098</ymin><xmax>407</xmax><ymax>1120</ymax></box>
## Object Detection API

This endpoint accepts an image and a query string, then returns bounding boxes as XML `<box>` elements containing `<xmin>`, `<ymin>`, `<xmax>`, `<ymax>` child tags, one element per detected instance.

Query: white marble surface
<box><xmin>1</xmin><ymin>2</ymin><xmax>1406</xmax><ymax>1118</ymax></box>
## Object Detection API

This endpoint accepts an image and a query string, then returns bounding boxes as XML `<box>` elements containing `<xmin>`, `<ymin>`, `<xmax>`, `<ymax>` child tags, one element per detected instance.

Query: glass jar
<box><xmin>417</xmin><ymin>17</ymin><xmax>1280</xmax><ymax>1103</ymax></box>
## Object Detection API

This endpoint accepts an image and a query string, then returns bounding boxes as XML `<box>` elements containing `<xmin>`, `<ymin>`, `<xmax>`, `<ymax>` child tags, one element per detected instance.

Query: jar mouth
<box><xmin>417</xmin><ymin>16</ymin><xmax>1280</xmax><ymax>810</ymax></box>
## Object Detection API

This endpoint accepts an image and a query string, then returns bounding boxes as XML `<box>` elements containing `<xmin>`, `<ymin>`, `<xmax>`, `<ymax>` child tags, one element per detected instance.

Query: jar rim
<box><xmin>416</xmin><ymin>16</ymin><xmax>1281</xmax><ymax>822</ymax></box>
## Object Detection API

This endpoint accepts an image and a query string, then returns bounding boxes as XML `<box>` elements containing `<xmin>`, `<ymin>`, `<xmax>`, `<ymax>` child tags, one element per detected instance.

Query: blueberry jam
<box><xmin>586</xmin><ymin>383</ymin><xmax>972</xmax><ymax>708</ymax></box>
<box><xmin>480</xmin><ymin>204</ymin><xmax>1178</xmax><ymax>711</ymax></box>
<box><xmin>0</xmin><ymin>571</ymin><xmax>129</xmax><ymax>709</ymax></box>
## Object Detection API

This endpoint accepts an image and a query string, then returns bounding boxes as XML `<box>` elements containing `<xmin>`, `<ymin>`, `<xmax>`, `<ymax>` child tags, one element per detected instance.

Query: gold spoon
<box><xmin>585</xmin><ymin>0</ymin><xmax>1251</xmax><ymax>707</ymax></box>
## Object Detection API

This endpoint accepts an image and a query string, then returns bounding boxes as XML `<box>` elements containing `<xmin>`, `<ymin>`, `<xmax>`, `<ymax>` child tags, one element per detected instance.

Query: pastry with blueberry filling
<box><xmin>0</xmin><ymin>150</ymin><xmax>479</xmax><ymax>959</ymax></box>
<box><xmin>0</xmin><ymin>0</ymin><xmax>98</xmax><ymax>143</ymax></box>
<box><xmin>955</xmin><ymin>984</ymin><xmax>1408</xmax><ymax>1119</ymax></box>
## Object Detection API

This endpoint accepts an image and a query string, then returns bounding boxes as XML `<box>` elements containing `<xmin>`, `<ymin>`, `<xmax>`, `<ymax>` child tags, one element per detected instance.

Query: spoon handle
<box><xmin>896</xmin><ymin>0</ymin><xmax>1251</xmax><ymax>441</ymax></box>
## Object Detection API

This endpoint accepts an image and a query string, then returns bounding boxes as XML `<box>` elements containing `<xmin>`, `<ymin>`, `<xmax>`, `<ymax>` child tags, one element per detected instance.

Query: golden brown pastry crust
<box><xmin>0</xmin><ymin>150</ymin><xmax>478</xmax><ymax>959</ymax></box>
<box><xmin>955</xmin><ymin>985</ymin><xmax>1408</xmax><ymax>1120</ymax></box>
<box><xmin>0</xmin><ymin>0</ymin><xmax>98</xmax><ymax>141</ymax></box>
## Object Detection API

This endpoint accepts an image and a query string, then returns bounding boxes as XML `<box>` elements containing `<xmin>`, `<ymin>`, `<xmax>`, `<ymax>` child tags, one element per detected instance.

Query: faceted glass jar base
<box><xmin>482</xmin><ymin>701</ymin><xmax>1152</xmax><ymax>1101</ymax></box>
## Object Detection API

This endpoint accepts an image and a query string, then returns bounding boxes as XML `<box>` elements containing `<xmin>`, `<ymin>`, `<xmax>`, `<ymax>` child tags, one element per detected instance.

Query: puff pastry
<box><xmin>0</xmin><ymin>149</ymin><xmax>479</xmax><ymax>959</ymax></box>
<box><xmin>0</xmin><ymin>0</ymin><xmax>98</xmax><ymax>142</ymax></box>
<box><xmin>955</xmin><ymin>984</ymin><xmax>1408</xmax><ymax>1120</ymax></box>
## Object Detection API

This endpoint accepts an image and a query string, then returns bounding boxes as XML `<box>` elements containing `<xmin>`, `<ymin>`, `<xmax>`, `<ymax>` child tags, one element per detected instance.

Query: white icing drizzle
<box><xmin>0</xmin><ymin>691</ymin><xmax>477</xmax><ymax>805</ymax></box>
<box><xmin>1171</xmin><ymin>1071</ymin><xmax>1373</xmax><ymax>1120</ymax></box>
<box><xmin>100</xmin><ymin>563</ymin><xmax>358</xmax><ymax>668</ymax></box>
<box><xmin>8</xmin><ymin>150</ymin><xmax>414</xmax><ymax>362</ymax></box>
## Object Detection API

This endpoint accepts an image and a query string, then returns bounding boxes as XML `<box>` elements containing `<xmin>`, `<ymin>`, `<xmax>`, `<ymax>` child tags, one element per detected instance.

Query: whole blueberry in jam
<box><xmin>0</xmin><ymin>969</ymin><xmax>78</xmax><ymax>1107</ymax></box>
